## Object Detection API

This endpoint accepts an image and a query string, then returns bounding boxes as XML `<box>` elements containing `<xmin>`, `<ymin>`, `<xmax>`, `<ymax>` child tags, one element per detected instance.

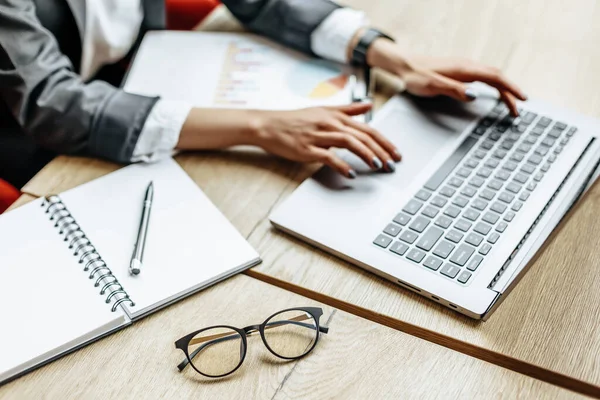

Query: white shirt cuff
<box><xmin>131</xmin><ymin>99</ymin><xmax>192</xmax><ymax>163</ymax></box>
<box><xmin>310</xmin><ymin>8</ymin><xmax>369</xmax><ymax>64</ymax></box>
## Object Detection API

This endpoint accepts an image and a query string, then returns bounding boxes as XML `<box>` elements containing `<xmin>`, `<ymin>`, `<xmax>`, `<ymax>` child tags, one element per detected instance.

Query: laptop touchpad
<box><xmin>341</xmin><ymin>94</ymin><xmax>495</xmax><ymax>188</ymax></box>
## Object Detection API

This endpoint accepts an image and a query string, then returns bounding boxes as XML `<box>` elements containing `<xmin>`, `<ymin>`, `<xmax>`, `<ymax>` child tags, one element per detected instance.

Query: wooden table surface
<box><xmin>8</xmin><ymin>0</ymin><xmax>600</xmax><ymax>398</ymax></box>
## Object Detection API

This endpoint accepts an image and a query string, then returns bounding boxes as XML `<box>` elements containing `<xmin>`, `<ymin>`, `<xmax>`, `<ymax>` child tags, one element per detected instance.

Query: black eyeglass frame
<box><xmin>174</xmin><ymin>307</ymin><xmax>329</xmax><ymax>378</ymax></box>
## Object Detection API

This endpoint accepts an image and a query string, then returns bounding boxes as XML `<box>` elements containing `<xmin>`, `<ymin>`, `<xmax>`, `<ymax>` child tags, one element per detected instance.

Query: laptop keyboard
<box><xmin>373</xmin><ymin>102</ymin><xmax>578</xmax><ymax>285</ymax></box>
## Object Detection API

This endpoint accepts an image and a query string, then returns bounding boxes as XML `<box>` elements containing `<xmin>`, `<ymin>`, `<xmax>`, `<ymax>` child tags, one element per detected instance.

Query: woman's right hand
<box><xmin>251</xmin><ymin>103</ymin><xmax>401</xmax><ymax>178</ymax></box>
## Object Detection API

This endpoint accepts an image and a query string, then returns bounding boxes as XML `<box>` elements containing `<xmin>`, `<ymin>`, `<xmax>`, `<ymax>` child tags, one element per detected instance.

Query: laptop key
<box><xmin>466</xmin><ymin>255</ymin><xmax>483</xmax><ymax>271</ymax></box>
<box><xmin>496</xmin><ymin>221</ymin><xmax>508</xmax><ymax>232</ymax></box>
<box><xmin>520</xmin><ymin>163</ymin><xmax>535</xmax><ymax>174</ymax></box>
<box><xmin>510</xmin><ymin>152</ymin><xmax>524</xmax><ymax>162</ymax></box>
<box><xmin>495</xmin><ymin>170</ymin><xmax>511</xmax><ymax>181</ymax></box>
<box><xmin>485</xmin><ymin>158</ymin><xmax>500</xmax><ymax>168</ymax></box>
<box><xmin>480</xmin><ymin>141</ymin><xmax>494</xmax><ymax>150</ymax></box>
<box><xmin>491</xmin><ymin>202</ymin><xmax>507</xmax><ymax>214</ymax></box>
<box><xmin>479</xmin><ymin>189</ymin><xmax>495</xmax><ymax>201</ymax></box>
<box><xmin>439</xmin><ymin>186</ymin><xmax>456</xmax><ymax>197</ymax></box>
<box><xmin>541</xmin><ymin>162</ymin><xmax>551</xmax><ymax>173</ymax></box>
<box><xmin>441</xmin><ymin>264</ymin><xmax>461</xmax><ymax>279</ymax></box>
<box><xmin>477</xmin><ymin>167</ymin><xmax>493</xmax><ymax>178</ymax></box>
<box><xmin>406</xmin><ymin>248</ymin><xmax>426</xmax><ymax>263</ymax></box>
<box><xmin>475</xmin><ymin>221</ymin><xmax>492</xmax><ymax>236</ymax></box>
<box><xmin>433</xmin><ymin>240</ymin><xmax>455</xmax><ymax>259</ymax></box>
<box><xmin>487</xmin><ymin>180</ymin><xmax>503</xmax><ymax>191</ymax></box>
<box><xmin>502</xmin><ymin>161</ymin><xmax>518</xmax><ymax>172</ymax></box>
<box><xmin>374</xmin><ymin>234</ymin><xmax>392</xmax><ymax>248</ymax></box>
<box><xmin>423</xmin><ymin>256</ymin><xmax>443</xmax><ymax>271</ymax></box>
<box><xmin>463</xmin><ymin>208</ymin><xmax>480</xmax><ymax>221</ymax></box>
<box><xmin>487</xmin><ymin>232</ymin><xmax>500</xmax><ymax>244</ymax></box>
<box><xmin>513</xmin><ymin>173</ymin><xmax>528</xmax><ymax>184</ymax></box>
<box><xmin>493</xmin><ymin>149</ymin><xmax>508</xmax><ymax>160</ymax></box>
<box><xmin>469</xmin><ymin>176</ymin><xmax>485</xmax><ymax>188</ymax></box>
<box><xmin>415</xmin><ymin>189</ymin><xmax>432</xmax><ymax>201</ymax></box>
<box><xmin>465</xmin><ymin>232</ymin><xmax>484</xmax><ymax>246</ymax></box>
<box><xmin>504</xmin><ymin>211</ymin><xmax>516</xmax><ymax>222</ymax></box>
<box><xmin>403</xmin><ymin>199</ymin><xmax>423</xmax><ymax>215</ymax></box>
<box><xmin>528</xmin><ymin>154</ymin><xmax>543</xmax><ymax>165</ymax></box>
<box><xmin>434</xmin><ymin>216</ymin><xmax>453</xmax><ymax>229</ymax></box>
<box><xmin>452</xmin><ymin>196</ymin><xmax>469</xmax><ymax>208</ymax></box>
<box><xmin>393</xmin><ymin>213</ymin><xmax>411</xmax><ymax>226</ymax></box>
<box><xmin>448</xmin><ymin>177</ymin><xmax>464</xmax><ymax>188</ymax></box>
<box><xmin>554</xmin><ymin>122</ymin><xmax>567</xmax><ymax>130</ymax></box>
<box><xmin>383</xmin><ymin>223</ymin><xmax>401</xmax><ymax>237</ymax></box>
<box><xmin>511</xmin><ymin>202</ymin><xmax>523</xmax><ymax>212</ymax></box>
<box><xmin>541</xmin><ymin>137</ymin><xmax>555</xmax><ymax>147</ymax></box>
<box><xmin>532</xmin><ymin>126</ymin><xmax>545</xmax><ymax>136</ymax></box>
<box><xmin>389</xmin><ymin>241</ymin><xmax>409</xmax><ymax>256</ymax></box>
<box><xmin>450</xmin><ymin>244</ymin><xmax>475</xmax><ymax>266</ymax></box>
<box><xmin>460</xmin><ymin>186</ymin><xmax>477</xmax><ymax>198</ymax></box>
<box><xmin>416</xmin><ymin>227</ymin><xmax>444</xmax><ymax>251</ymax></box>
<box><xmin>399</xmin><ymin>230</ymin><xmax>418</xmax><ymax>244</ymax></box>
<box><xmin>506</xmin><ymin>182</ymin><xmax>522</xmax><ymax>193</ymax></box>
<box><xmin>422</xmin><ymin>205</ymin><xmax>439</xmax><ymax>219</ymax></box>
<box><xmin>431</xmin><ymin>195</ymin><xmax>448</xmax><ymax>208</ymax></box>
<box><xmin>455</xmin><ymin>219</ymin><xmax>472</xmax><ymax>232</ymax></box>
<box><xmin>456</xmin><ymin>168</ymin><xmax>472</xmax><ymax>178</ymax></box>
<box><xmin>567</xmin><ymin>127</ymin><xmax>577</xmax><ymax>137</ymax></box>
<box><xmin>479</xmin><ymin>243</ymin><xmax>492</xmax><ymax>255</ymax></box>
<box><xmin>519</xmin><ymin>191</ymin><xmax>530</xmax><ymax>201</ymax></box>
<box><xmin>548</xmin><ymin>129</ymin><xmax>561</xmax><ymax>139</ymax></box>
<box><xmin>498</xmin><ymin>192</ymin><xmax>514</xmax><ymax>203</ymax></box>
<box><xmin>473</xmin><ymin>150</ymin><xmax>487</xmax><ymax>159</ymax></box>
<box><xmin>534</xmin><ymin>172</ymin><xmax>544</xmax><ymax>182</ymax></box>
<box><xmin>527</xmin><ymin>182</ymin><xmax>537</xmax><ymax>191</ymax></box>
<box><xmin>538</xmin><ymin>117</ymin><xmax>552</xmax><ymax>127</ymax></box>
<box><xmin>482</xmin><ymin>212</ymin><xmax>499</xmax><ymax>224</ymax></box>
<box><xmin>457</xmin><ymin>270</ymin><xmax>472</xmax><ymax>284</ymax></box>
<box><xmin>444</xmin><ymin>206</ymin><xmax>461</xmax><ymax>218</ymax></box>
<box><xmin>445</xmin><ymin>230</ymin><xmax>464</xmax><ymax>243</ymax></box>
<box><xmin>535</xmin><ymin>146</ymin><xmax>549</xmax><ymax>156</ymax></box>
<box><xmin>471</xmin><ymin>199</ymin><xmax>488</xmax><ymax>211</ymax></box>
<box><xmin>423</xmin><ymin>136</ymin><xmax>478</xmax><ymax>191</ymax></box>
<box><xmin>522</xmin><ymin>112</ymin><xmax>537</xmax><ymax>124</ymax></box>
<box><xmin>465</xmin><ymin>159</ymin><xmax>479</xmax><ymax>169</ymax></box>
<box><xmin>409</xmin><ymin>216</ymin><xmax>430</xmax><ymax>233</ymax></box>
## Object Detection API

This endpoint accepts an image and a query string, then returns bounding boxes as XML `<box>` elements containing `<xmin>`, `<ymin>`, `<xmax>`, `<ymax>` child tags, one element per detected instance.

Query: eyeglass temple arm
<box><xmin>177</xmin><ymin>315</ymin><xmax>328</xmax><ymax>372</ymax></box>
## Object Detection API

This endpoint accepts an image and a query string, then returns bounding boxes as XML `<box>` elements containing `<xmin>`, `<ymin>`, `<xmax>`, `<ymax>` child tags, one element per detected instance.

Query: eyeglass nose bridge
<box><xmin>242</xmin><ymin>324</ymin><xmax>262</xmax><ymax>336</ymax></box>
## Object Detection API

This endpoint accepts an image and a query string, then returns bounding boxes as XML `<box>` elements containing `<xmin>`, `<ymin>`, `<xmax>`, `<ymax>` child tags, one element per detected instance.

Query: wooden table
<box><xmin>5</xmin><ymin>0</ymin><xmax>600</xmax><ymax>398</ymax></box>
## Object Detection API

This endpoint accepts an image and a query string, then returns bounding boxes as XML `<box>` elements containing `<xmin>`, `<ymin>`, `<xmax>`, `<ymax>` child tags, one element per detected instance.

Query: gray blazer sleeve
<box><xmin>0</xmin><ymin>0</ymin><xmax>159</xmax><ymax>163</ymax></box>
<box><xmin>221</xmin><ymin>0</ymin><xmax>341</xmax><ymax>54</ymax></box>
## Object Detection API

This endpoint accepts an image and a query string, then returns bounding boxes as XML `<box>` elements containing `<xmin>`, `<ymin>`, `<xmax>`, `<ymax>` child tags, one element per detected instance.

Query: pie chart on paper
<box><xmin>288</xmin><ymin>59</ymin><xmax>349</xmax><ymax>99</ymax></box>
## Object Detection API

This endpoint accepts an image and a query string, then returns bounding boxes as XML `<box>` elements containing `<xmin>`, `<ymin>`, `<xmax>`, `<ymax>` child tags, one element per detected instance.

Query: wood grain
<box><xmin>0</xmin><ymin>275</ymin><xmax>583</xmax><ymax>400</ymax></box>
<box><xmin>13</xmin><ymin>0</ymin><xmax>600</xmax><ymax>397</ymax></box>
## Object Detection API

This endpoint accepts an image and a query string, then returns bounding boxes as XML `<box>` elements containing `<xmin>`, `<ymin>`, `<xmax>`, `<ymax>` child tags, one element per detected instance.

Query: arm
<box><xmin>0</xmin><ymin>0</ymin><xmax>158</xmax><ymax>163</ymax></box>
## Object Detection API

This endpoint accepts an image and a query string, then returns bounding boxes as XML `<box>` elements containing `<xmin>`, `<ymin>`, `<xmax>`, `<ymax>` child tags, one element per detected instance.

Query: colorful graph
<box><xmin>287</xmin><ymin>59</ymin><xmax>348</xmax><ymax>99</ymax></box>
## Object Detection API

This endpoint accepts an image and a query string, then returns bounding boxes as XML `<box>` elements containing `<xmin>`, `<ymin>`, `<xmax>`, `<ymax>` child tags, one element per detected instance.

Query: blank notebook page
<box><xmin>0</xmin><ymin>198</ymin><xmax>127</xmax><ymax>382</ymax></box>
<box><xmin>59</xmin><ymin>159</ymin><xmax>259</xmax><ymax>318</ymax></box>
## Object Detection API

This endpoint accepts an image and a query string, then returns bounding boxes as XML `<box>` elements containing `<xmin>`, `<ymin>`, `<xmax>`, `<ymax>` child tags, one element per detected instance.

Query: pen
<box><xmin>129</xmin><ymin>181</ymin><xmax>153</xmax><ymax>276</ymax></box>
<box><xmin>363</xmin><ymin>66</ymin><xmax>374</xmax><ymax>123</ymax></box>
<box><xmin>349</xmin><ymin>73</ymin><xmax>358</xmax><ymax>103</ymax></box>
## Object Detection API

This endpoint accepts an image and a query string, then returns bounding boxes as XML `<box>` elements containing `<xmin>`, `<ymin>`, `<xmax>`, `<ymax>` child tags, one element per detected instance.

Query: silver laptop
<box><xmin>270</xmin><ymin>85</ymin><xmax>600</xmax><ymax>320</ymax></box>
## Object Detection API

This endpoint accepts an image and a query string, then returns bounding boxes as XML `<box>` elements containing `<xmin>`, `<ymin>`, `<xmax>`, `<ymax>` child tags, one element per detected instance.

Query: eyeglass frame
<box><xmin>174</xmin><ymin>306</ymin><xmax>329</xmax><ymax>378</ymax></box>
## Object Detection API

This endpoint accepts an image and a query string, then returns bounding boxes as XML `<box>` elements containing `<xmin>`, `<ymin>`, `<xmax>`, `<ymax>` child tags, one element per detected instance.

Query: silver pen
<box><xmin>129</xmin><ymin>181</ymin><xmax>154</xmax><ymax>276</ymax></box>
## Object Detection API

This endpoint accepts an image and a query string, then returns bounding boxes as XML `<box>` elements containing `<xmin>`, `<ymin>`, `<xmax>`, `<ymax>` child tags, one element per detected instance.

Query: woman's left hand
<box><xmin>363</xmin><ymin>37</ymin><xmax>528</xmax><ymax>117</ymax></box>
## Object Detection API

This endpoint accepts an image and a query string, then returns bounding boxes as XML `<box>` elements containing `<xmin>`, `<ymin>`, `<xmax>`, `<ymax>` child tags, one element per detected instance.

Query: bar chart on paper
<box><xmin>124</xmin><ymin>32</ymin><xmax>363</xmax><ymax>110</ymax></box>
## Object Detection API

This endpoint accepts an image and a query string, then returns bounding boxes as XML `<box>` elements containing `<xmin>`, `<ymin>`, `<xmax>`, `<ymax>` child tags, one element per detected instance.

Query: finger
<box><xmin>500</xmin><ymin>91</ymin><xmax>519</xmax><ymax>117</ymax></box>
<box><xmin>429</xmin><ymin>74</ymin><xmax>475</xmax><ymax>103</ymax></box>
<box><xmin>328</xmin><ymin>102</ymin><xmax>373</xmax><ymax>116</ymax></box>
<box><xmin>314</xmin><ymin>132</ymin><xmax>382</xmax><ymax>170</ymax></box>
<box><xmin>338</xmin><ymin>126</ymin><xmax>396</xmax><ymax>172</ymax></box>
<box><xmin>341</xmin><ymin>115</ymin><xmax>402</xmax><ymax>161</ymax></box>
<box><xmin>466</xmin><ymin>67</ymin><xmax>527</xmax><ymax>101</ymax></box>
<box><xmin>309</xmin><ymin>147</ymin><xmax>356</xmax><ymax>178</ymax></box>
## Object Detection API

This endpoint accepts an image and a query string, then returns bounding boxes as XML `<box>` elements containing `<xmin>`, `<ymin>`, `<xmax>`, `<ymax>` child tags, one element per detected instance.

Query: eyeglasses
<box><xmin>175</xmin><ymin>307</ymin><xmax>329</xmax><ymax>378</ymax></box>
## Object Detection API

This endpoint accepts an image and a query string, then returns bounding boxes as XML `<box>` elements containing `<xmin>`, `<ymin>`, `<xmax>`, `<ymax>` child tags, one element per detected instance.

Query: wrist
<box><xmin>366</xmin><ymin>38</ymin><xmax>413</xmax><ymax>77</ymax></box>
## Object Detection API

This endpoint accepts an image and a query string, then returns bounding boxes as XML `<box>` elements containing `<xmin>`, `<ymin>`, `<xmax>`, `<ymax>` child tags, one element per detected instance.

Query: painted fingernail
<box><xmin>372</xmin><ymin>157</ymin><xmax>383</xmax><ymax>170</ymax></box>
<box><xmin>348</xmin><ymin>169</ymin><xmax>357</xmax><ymax>179</ymax></box>
<box><xmin>394</xmin><ymin>149</ymin><xmax>402</xmax><ymax>160</ymax></box>
<box><xmin>386</xmin><ymin>160</ymin><xmax>396</xmax><ymax>172</ymax></box>
<box><xmin>465</xmin><ymin>88</ymin><xmax>478</xmax><ymax>101</ymax></box>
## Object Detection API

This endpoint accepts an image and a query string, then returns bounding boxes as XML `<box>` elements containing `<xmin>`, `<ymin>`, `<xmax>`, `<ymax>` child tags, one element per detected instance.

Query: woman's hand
<box><xmin>364</xmin><ymin>37</ymin><xmax>527</xmax><ymax>116</ymax></box>
<box><xmin>177</xmin><ymin>103</ymin><xmax>400</xmax><ymax>179</ymax></box>
<box><xmin>252</xmin><ymin>103</ymin><xmax>401</xmax><ymax>178</ymax></box>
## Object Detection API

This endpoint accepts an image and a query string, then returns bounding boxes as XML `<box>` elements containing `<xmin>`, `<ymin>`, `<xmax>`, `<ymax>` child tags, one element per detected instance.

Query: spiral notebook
<box><xmin>0</xmin><ymin>159</ymin><xmax>260</xmax><ymax>384</ymax></box>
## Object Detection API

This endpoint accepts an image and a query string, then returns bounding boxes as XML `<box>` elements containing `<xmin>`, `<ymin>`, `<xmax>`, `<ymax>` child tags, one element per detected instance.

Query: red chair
<box><xmin>166</xmin><ymin>0</ymin><xmax>220</xmax><ymax>30</ymax></box>
<box><xmin>0</xmin><ymin>179</ymin><xmax>20</xmax><ymax>214</ymax></box>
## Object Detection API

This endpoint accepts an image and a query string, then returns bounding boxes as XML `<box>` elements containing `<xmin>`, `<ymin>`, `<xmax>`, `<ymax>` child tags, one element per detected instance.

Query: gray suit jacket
<box><xmin>0</xmin><ymin>0</ymin><xmax>340</xmax><ymax>168</ymax></box>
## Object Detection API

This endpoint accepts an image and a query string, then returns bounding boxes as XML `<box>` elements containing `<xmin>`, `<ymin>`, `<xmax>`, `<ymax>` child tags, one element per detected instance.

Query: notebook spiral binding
<box><xmin>41</xmin><ymin>195</ymin><xmax>135</xmax><ymax>312</ymax></box>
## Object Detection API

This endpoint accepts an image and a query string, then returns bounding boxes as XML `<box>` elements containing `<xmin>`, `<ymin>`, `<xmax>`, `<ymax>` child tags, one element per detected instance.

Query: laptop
<box><xmin>270</xmin><ymin>84</ymin><xmax>600</xmax><ymax>320</ymax></box>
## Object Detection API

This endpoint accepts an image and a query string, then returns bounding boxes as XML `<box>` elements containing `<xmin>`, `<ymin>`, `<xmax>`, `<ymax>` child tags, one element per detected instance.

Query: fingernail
<box><xmin>465</xmin><ymin>88</ymin><xmax>478</xmax><ymax>101</ymax></box>
<box><xmin>394</xmin><ymin>149</ymin><xmax>402</xmax><ymax>160</ymax></box>
<box><xmin>386</xmin><ymin>160</ymin><xmax>396</xmax><ymax>172</ymax></box>
<box><xmin>348</xmin><ymin>169</ymin><xmax>357</xmax><ymax>179</ymax></box>
<box><xmin>372</xmin><ymin>157</ymin><xmax>383</xmax><ymax>170</ymax></box>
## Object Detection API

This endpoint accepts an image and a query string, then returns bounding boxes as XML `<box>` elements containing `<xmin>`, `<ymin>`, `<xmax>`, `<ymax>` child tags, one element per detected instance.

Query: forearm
<box><xmin>176</xmin><ymin>108</ymin><xmax>260</xmax><ymax>150</ymax></box>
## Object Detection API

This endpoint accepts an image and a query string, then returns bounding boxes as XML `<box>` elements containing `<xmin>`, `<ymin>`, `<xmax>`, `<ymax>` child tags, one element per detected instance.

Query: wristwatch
<box><xmin>351</xmin><ymin>28</ymin><xmax>395</xmax><ymax>67</ymax></box>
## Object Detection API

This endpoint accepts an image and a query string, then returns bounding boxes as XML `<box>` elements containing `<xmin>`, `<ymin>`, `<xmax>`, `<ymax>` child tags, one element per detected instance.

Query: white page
<box><xmin>59</xmin><ymin>159</ymin><xmax>259</xmax><ymax>318</ymax></box>
<box><xmin>0</xmin><ymin>198</ymin><xmax>127</xmax><ymax>383</ymax></box>
<box><xmin>124</xmin><ymin>31</ymin><xmax>365</xmax><ymax>110</ymax></box>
